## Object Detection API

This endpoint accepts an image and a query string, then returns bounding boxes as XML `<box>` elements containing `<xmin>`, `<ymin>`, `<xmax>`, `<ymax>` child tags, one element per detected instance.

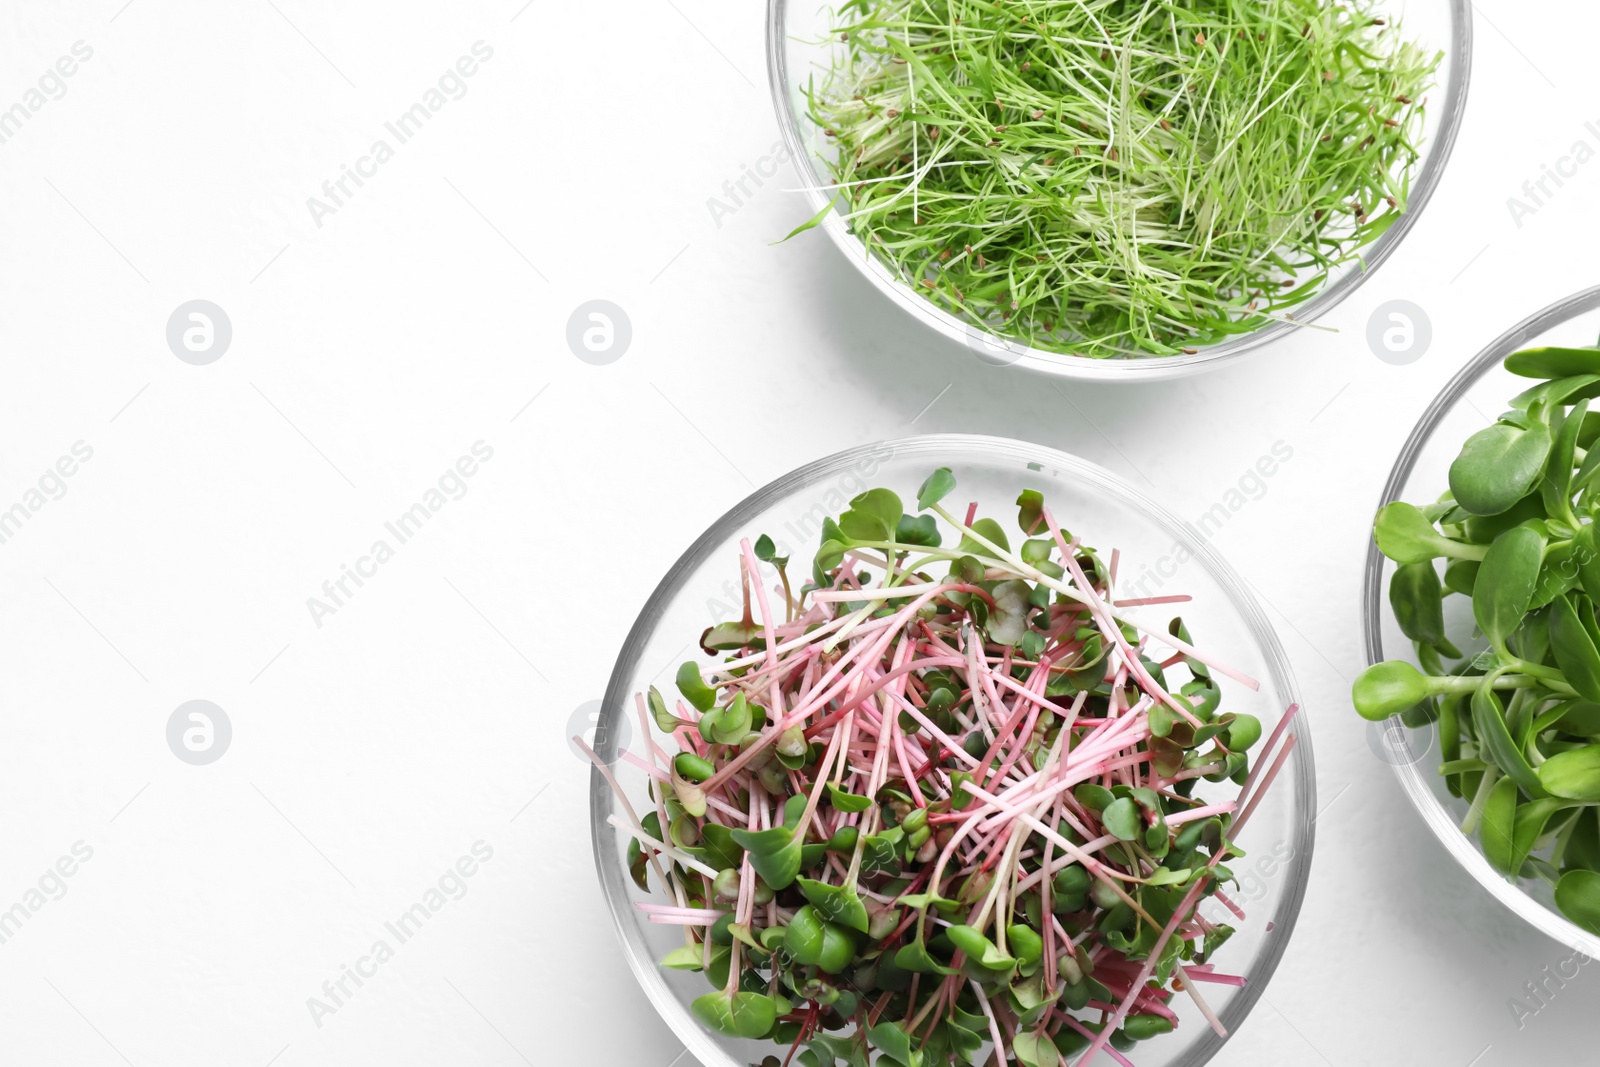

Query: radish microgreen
<box><xmin>585</xmin><ymin>472</ymin><xmax>1296</xmax><ymax>1064</ymax></box>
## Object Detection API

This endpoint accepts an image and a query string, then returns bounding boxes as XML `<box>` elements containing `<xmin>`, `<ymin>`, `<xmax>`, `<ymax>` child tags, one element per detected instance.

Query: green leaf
<box><xmin>860</xmin><ymin>827</ymin><xmax>905</xmax><ymax>875</ymax></box>
<box><xmin>698</xmin><ymin>692</ymin><xmax>754</xmax><ymax>745</ymax></box>
<box><xmin>1016</xmin><ymin>490</ymin><xmax>1045</xmax><ymax>535</ymax></box>
<box><xmin>1565</xmin><ymin>808</ymin><xmax>1600</xmax><ymax>872</ymax></box>
<box><xmin>1449</xmin><ymin>418</ymin><xmax>1553</xmax><ymax>516</ymax></box>
<box><xmin>1390</xmin><ymin>561</ymin><xmax>1461</xmax><ymax>657</ymax></box>
<box><xmin>673</xmin><ymin>752</ymin><xmax>714</xmax><ymax>783</ymax></box>
<box><xmin>785</xmin><ymin>905</ymin><xmax>856</xmax><ymax>973</ymax></box>
<box><xmin>1444</xmin><ymin>558</ymin><xmax>1480</xmax><ymax>596</ymax></box>
<box><xmin>944</xmin><ymin>925</ymin><xmax>1016</xmax><ymax>971</ymax></box>
<box><xmin>957</xmin><ymin>517</ymin><xmax>1010</xmax><ymax>557</ymax></box>
<box><xmin>1021</xmin><ymin>537</ymin><xmax>1055</xmax><ymax>565</ymax></box>
<box><xmin>1148</xmin><ymin>703</ymin><xmax>1175</xmax><ymax>738</ymax></box>
<box><xmin>894</xmin><ymin>936</ymin><xmax>957</xmax><ymax>975</ymax></box>
<box><xmin>1511</xmin><ymin>798</ymin><xmax>1576</xmax><ymax>876</ymax></box>
<box><xmin>775</xmin><ymin>192</ymin><xmax>843</xmax><ymax>244</ymax></box>
<box><xmin>949</xmin><ymin>771</ymin><xmax>976</xmax><ymax>809</ymax></box>
<box><xmin>1123</xmin><ymin>1014</ymin><xmax>1175</xmax><ymax>1041</ymax></box>
<box><xmin>1539</xmin><ymin>746</ymin><xmax>1600</xmax><ymax>800</ymax></box>
<box><xmin>1544</xmin><ymin>400</ymin><xmax>1587</xmax><ymax>520</ymax></box>
<box><xmin>806</xmin><ymin>1034</ymin><xmax>870</xmax><ymax>1067</ymax></box>
<box><xmin>1473</xmin><ymin>525</ymin><xmax>1545</xmax><ymax>651</ymax></box>
<box><xmin>1478</xmin><ymin>777</ymin><xmax>1516</xmax><ymax>876</ymax></box>
<box><xmin>895</xmin><ymin>513</ymin><xmax>941</xmax><ymax>548</ymax></box>
<box><xmin>1052</xmin><ymin>1026</ymin><xmax>1091</xmax><ymax>1057</ymax></box>
<box><xmin>783</xmin><ymin>792</ymin><xmax>807</xmax><ymax>829</ymax></box>
<box><xmin>784</xmin><ymin>904</ymin><xmax>824</xmax><ymax>960</ymax></box>
<box><xmin>1510</xmin><ymin>375</ymin><xmax>1600</xmax><ymax>411</ymax></box>
<box><xmin>647</xmin><ymin>686</ymin><xmax>679</xmax><ymax>731</ymax></box>
<box><xmin>675</xmin><ymin>662</ymin><xmax>717</xmax><ymax>712</ymax></box>
<box><xmin>985</xmin><ymin>579</ymin><xmax>1032</xmax><ymax>646</ymax></box>
<box><xmin>700</xmin><ymin>619</ymin><xmax>761</xmax><ymax>652</ymax></box>
<box><xmin>1074</xmin><ymin>783</ymin><xmax>1115</xmax><ymax>812</ymax></box>
<box><xmin>1575</xmin><ymin>439</ymin><xmax>1600</xmax><ymax>499</ymax></box>
<box><xmin>1505</xmin><ymin>346</ymin><xmax>1600</xmax><ymax>379</ymax></box>
<box><xmin>703</xmin><ymin>942</ymin><xmax>731</xmax><ymax>988</ymax></box>
<box><xmin>661</xmin><ymin>944</ymin><xmax>704</xmax><ymax>970</ymax></box>
<box><xmin>671</xmin><ymin>765</ymin><xmax>707</xmax><ymax>818</ymax></box>
<box><xmin>1472</xmin><ymin>681</ymin><xmax>1548</xmax><ymax>800</ymax></box>
<box><xmin>1462</xmin><ymin>490</ymin><xmax>1546</xmax><ymax>544</ymax></box>
<box><xmin>867</xmin><ymin>1022</ymin><xmax>923</xmax><ymax>1067</ymax></box>
<box><xmin>728</xmin><ymin>825</ymin><xmax>803</xmax><ymax>889</ymax></box>
<box><xmin>1577</xmin><ymin>524</ymin><xmax>1600</xmax><ymax>604</ymax></box>
<box><xmin>1225</xmin><ymin>713</ymin><xmax>1263</xmax><ymax>752</ymax></box>
<box><xmin>826</xmin><ymin>783</ymin><xmax>872</xmax><ymax>813</ymax></box>
<box><xmin>693</xmin><ymin>823</ymin><xmax>745</xmax><ymax>870</ymax></box>
<box><xmin>1005</xmin><ymin>923</ymin><xmax>1043</xmax><ymax>965</ymax></box>
<box><xmin>950</xmin><ymin>554</ymin><xmax>987</xmax><ymax>583</ymax></box>
<box><xmin>1481</xmin><ymin>774</ymin><xmax>1519</xmax><ymax>877</ymax></box>
<box><xmin>840</xmin><ymin>488</ymin><xmax>903</xmax><ymax>542</ymax></box>
<box><xmin>1374</xmin><ymin>502</ymin><xmax>1471</xmax><ymax>564</ymax></box>
<box><xmin>796</xmin><ymin>878</ymin><xmax>870</xmax><ymax>933</ymax></box>
<box><xmin>1011</xmin><ymin>1030</ymin><xmax>1061</xmax><ymax>1067</ymax></box>
<box><xmin>1551</xmin><ymin>594</ymin><xmax>1600</xmax><ymax>702</ymax></box>
<box><xmin>896</xmin><ymin>890</ymin><xmax>961</xmax><ymax>914</ymax></box>
<box><xmin>690</xmin><ymin>990</ymin><xmax>776</xmax><ymax>1038</ymax></box>
<box><xmin>1532</xmin><ymin>539</ymin><xmax>1581</xmax><ymax>611</ymax></box>
<box><xmin>1102</xmin><ymin>796</ymin><xmax>1142</xmax><ymax>841</ymax></box>
<box><xmin>1556</xmin><ymin>869</ymin><xmax>1600</xmax><ymax>934</ymax></box>
<box><xmin>1145</xmin><ymin>866</ymin><xmax>1192</xmax><ymax>887</ymax></box>
<box><xmin>917</xmin><ymin>467</ymin><xmax>957</xmax><ymax>510</ymax></box>
<box><xmin>753</xmin><ymin>533</ymin><xmax>778</xmax><ymax>562</ymax></box>
<box><xmin>1557</xmin><ymin>701</ymin><xmax>1600</xmax><ymax>736</ymax></box>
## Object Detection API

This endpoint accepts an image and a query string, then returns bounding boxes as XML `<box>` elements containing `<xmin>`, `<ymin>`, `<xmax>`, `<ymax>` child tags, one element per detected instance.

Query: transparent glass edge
<box><xmin>1361</xmin><ymin>284</ymin><xmax>1600</xmax><ymax>958</ymax></box>
<box><xmin>592</xmin><ymin>434</ymin><xmax>1316</xmax><ymax>1064</ymax></box>
<box><xmin>763</xmin><ymin>0</ymin><xmax>1472</xmax><ymax>382</ymax></box>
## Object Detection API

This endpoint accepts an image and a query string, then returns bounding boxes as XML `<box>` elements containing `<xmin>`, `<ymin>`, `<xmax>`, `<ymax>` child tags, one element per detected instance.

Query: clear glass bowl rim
<box><xmin>591</xmin><ymin>433</ymin><xmax>1317</xmax><ymax>1067</ymax></box>
<box><xmin>763</xmin><ymin>0</ymin><xmax>1474</xmax><ymax>382</ymax></box>
<box><xmin>1361</xmin><ymin>284</ymin><xmax>1600</xmax><ymax>956</ymax></box>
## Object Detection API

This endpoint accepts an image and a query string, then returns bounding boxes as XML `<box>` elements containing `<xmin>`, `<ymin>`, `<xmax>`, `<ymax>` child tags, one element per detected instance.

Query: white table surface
<box><xmin>1</xmin><ymin>1</ymin><xmax>1597</xmax><ymax>1065</ymax></box>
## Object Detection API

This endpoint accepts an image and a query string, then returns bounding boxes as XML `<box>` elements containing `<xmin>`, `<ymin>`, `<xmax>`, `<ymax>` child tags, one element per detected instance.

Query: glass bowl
<box><xmin>1362</xmin><ymin>285</ymin><xmax>1600</xmax><ymax>956</ymax></box>
<box><xmin>765</xmin><ymin>0</ymin><xmax>1471</xmax><ymax>382</ymax></box>
<box><xmin>591</xmin><ymin>435</ymin><xmax>1315</xmax><ymax>1066</ymax></box>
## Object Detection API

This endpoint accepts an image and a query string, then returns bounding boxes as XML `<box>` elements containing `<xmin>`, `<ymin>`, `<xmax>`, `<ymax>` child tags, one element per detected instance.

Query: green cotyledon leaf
<box><xmin>1473</xmin><ymin>678</ymin><xmax>1548</xmax><ymax>800</ymax></box>
<box><xmin>1550</xmin><ymin>594</ymin><xmax>1600</xmax><ymax>703</ymax></box>
<box><xmin>1449</xmin><ymin>418</ymin><xmax>1553</xmax><ymax>516</ymax></box>
<box><xmin>1556</xmin><ymin>870</ymin><xmax>1600</xmax><ymax>935</ymax></box>
<box><xmin>1505</xmin><ymin>346</ymin><xmax>1600</xmax><ymax>379</ymax></box>
<box><xmin>1390</xmin><ymin>560</ymin><xmax>1461</xmax><ymax>657</ymax></box>
<box><xmin>690</xmin><ymin>990</ymin><xmax>777</xmax><ymax>1038</ymax></box>
<box><xmin>796</xmin><ymin>878</ymin><xmax>870</xmax><ymax>934</ymax></box>
<box><xmin>838</xmin><ymin>488</ymin><xmax>903</xmax><ymax>542</ymax></box>
<box><xmin>728</xmin><ymin>825</ymin><xmax>802</xmax><ymax>889</ymax></box>
<box><xmin>1473</xmin><ymin>525</ymin><xmax>1544</xmax><ymax>652</ymax></box>
<box><xmin>917</xmin><ymin>467</ymin><xmax>956</xmax><ymax>510</ymax></box>
<box><xmin>825</xmin><ymin>783</ymin><xmax>872</xmax><ymax>813</ymax></box>
<box><xmin>1373</xmin><ymin>502</ymin><xmax>1482</xmax><ymax>564</ymax></box>
<box><xmin>1539</xmin><ymin>746</ymin><xmax>1600</xmax><ymax>801</ymax></box>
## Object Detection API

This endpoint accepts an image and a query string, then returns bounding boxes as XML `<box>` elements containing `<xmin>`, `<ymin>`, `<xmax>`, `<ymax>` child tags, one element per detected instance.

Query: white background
<box><xmin>0</xmin><ymin>1</ymin><xmax>1596</xmax><ymax>1065</ymax></box>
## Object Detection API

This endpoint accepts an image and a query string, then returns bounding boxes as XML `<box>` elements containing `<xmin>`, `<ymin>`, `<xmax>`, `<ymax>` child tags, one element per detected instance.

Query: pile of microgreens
<box><xmin>582</xmin><ymin>468</ymin><xmax>1298</xmax><ymax>1066</ymax></box>
<box><xmin>1356</xmin><ymin>344</ymin><xmax>1600</xmax><ymax>938</ymax></box>
<box><xmin>791</xmin><ymin>0</ymin><xmax>1439</xmax><ymax>357</ymax></box>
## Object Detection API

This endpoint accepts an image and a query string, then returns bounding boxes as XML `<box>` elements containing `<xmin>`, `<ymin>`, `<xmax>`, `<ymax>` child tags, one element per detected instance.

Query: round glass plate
<box><xmin>765</xmin><ymin>0</ymin><xmax>1472</xmax><ymax>381</ymax></box>
<box><xmin>1362</xmin><ymin>285</ymin><xmax>1600</xmax><ymax>956</ymax></box>
<box><xmin>592</xmin><ymin>434</ymin><xmax>1316</xmax><ymax>1065</ymax></box>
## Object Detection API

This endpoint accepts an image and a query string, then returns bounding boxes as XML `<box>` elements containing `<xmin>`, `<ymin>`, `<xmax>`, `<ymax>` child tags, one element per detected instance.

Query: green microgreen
<box><xmin>1357</xmin><ymin>336</ymin><xmax>1600</xmax><ymax>936</ymax></box>
<box><xmin>792</xmin><ymin>0</ymin><xmax>1440</xmax><ymax>357</ymax></box>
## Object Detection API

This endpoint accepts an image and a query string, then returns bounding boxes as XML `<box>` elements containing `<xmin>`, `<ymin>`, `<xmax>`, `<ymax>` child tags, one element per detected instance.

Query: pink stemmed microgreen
<box><xmin>583</xmin><ymin>468</ymin><xmax>1297</xmax><ymax>1064</ymax></box>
